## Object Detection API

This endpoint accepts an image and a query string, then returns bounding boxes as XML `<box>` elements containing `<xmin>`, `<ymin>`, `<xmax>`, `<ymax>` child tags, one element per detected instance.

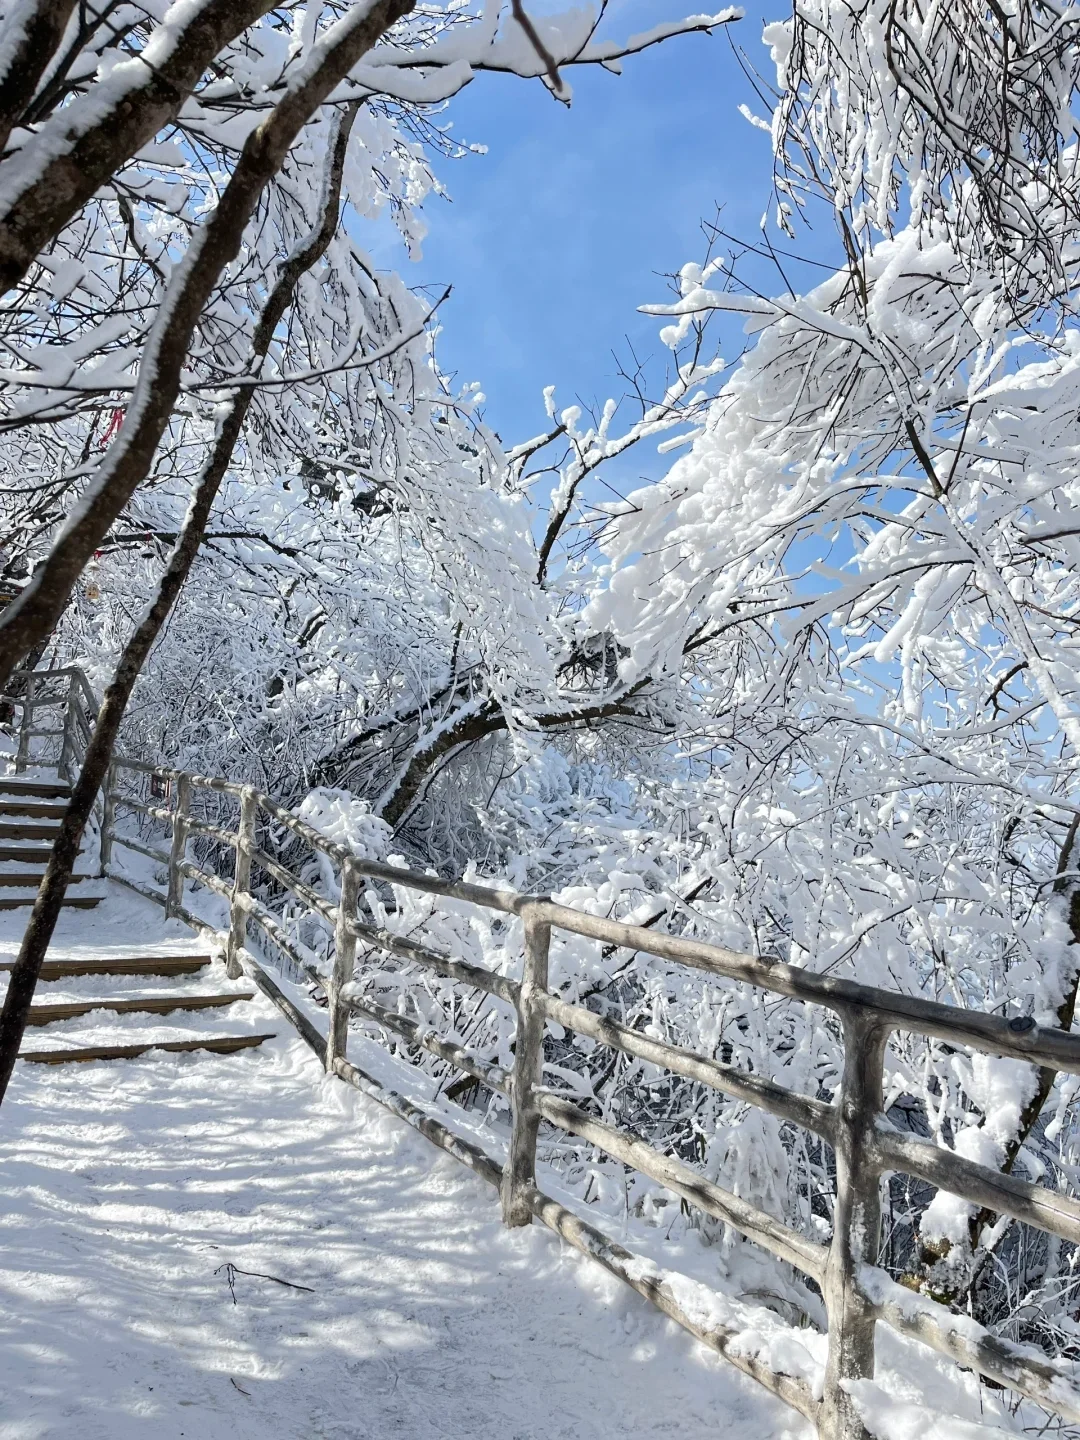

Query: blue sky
<box><xmin>375</xmin><ymin>0</ymin><xmax>799</xmax><ymax>458</ymax></box>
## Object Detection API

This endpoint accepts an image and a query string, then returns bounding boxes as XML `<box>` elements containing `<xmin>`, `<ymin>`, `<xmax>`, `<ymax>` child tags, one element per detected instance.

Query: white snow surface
<box><xmin>0</xmin><ymin>885</ymin><xmax>807</xmax><ymax>1440</ymax></box>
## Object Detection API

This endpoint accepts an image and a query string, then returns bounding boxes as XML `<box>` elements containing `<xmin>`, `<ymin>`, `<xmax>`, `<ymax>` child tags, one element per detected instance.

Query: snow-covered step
<box><xmin>0</xmin><ymin>870</ymin><xmax>96</xmax><ymax>887</ymax></box>
<box><xmin>0</xmin><ymin>954</ymin><xmax>211</xmax><ymax>979</ymax></box>
<box><xmin>4</xmin><ymin>936</ymin><xmax>274</xmax><ymax>1069</ymax></box>
<box><xmin>0</xmin><ymin>768</ymin><xmax>96</xmax><ymax>889</ymax></box>
<box><xmin>21</xmin><ymin>1033</ymin><xmax>275</xmax><ymax>1065</ymax></box>
<box><xmin>18</xmin><ymin>1000</ymin><xmax>268</xmax><ymax>1042</ymax></box>
<box><xmin>0</xmin><ymin>820</ymin><xmax>61</xmax><ymax>841</ymax></box>
<box><xmin>0</xmin><ymin>779</ymin><xmax>70</xmax><ymax>799</ymax></box>
<box><xmin>24</xmin><ymin>991</ymin><xmax>255</xmax><ymax>1024</ymax></box>
<box><xmin>0</xmin><ymin>889</ymin><xmax>102</xmax><ymax>910</ymax></box>
<box><xmin>0</xmin><ymin>797</ymin><xmax>67</xmax><ymax>818</ymax></box>
<box><xmin>0</xmin><ymin>852</ymin><xmax>105</xmax><ymax>904</ymax></box>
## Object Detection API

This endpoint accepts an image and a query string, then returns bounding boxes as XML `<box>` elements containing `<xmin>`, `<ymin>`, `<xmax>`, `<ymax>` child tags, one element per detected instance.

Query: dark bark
<box><xmin>963</xmin><ymin>819</ymin><xmax>1080</xmax><ymax>1265</ymax></box>
<box><xmin>377</xmin><ymin>682</ymin><xmax>651</xmax><ymax>828</ymax></box>
<box><xmin>0</xmin><ymin>0</ymin><xmax>277</xmax><ymax>293</ymax></box>
<box><xmin>0</xmin><ymin>0</ymin><xmax>79</xmax><ymax>158</ymax></box>
<box><xmin>0</xmin><ymin>454</ymin><xmax>224</xmax><ymax>1102</ymax></box>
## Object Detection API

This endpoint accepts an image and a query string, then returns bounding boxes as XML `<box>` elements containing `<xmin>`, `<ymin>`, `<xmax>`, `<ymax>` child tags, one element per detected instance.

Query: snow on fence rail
<box><xmin>10</xmin><ymin>669</ymin><xmax>1080</xmax><ymax>1440</ymax></box>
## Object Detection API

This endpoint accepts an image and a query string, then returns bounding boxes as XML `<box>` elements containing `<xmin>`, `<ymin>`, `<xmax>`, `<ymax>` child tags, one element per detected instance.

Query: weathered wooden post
<box><xmin>325</xmin><ymin>857</ymin><xmax>359</xmax><ymax>1071</ymax></box>
<box><xmin>15</xmin><ymin>672</ymin><xmax>35</xmax><ymax>773</ymax></box>
<box><xmin>60</xmin><ymin>672</ymin><xmax>77</xmax><ymax>781</ymax></box>
<box><xmin>165</xmin><ymin>771</ymin><xmax>191</xmax><ymax>919</ymax></box>
<box><xmin>225</xmin><ymin>786</ymin><xmax>257</xmax><ymax>980</ymax></box>
<box><xmin>819</xmin><ymin>1010</ymin><xmax>888</xmax><ymax>1440</ymax></box>
<box><xmin>501</xmin><ymin>902</ymin><xmax>551</xmax><ymax>1227</ymax></box>
<box><xmin>99</xmin><ymin>760</ymin><xmax>117</xmax><ymax>875</ymax></box>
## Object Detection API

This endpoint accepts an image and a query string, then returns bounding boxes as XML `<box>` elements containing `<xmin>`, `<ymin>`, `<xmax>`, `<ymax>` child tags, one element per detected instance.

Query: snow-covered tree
<box><xmin>582</xmin><ymin>0</ymin><xmax>1080</xmax><ymax>1323</ymax></box>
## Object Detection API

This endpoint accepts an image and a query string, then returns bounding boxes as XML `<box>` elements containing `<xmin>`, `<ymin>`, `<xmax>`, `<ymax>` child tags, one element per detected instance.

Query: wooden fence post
<box><xmin>165</xmin><ymin>772</ymin><xmax>191</xmax><ymax>919</ymax></box>
<box><xmin>60</xmin><ymin>672</ymin><xmax>77</xmax><ymax>781</ymax></box>
<box><xmin>820</xmin><ymin>1009</ymin><xmax>888</xmax><ymax>1440</ymax></box>
<box><xmin>99</xmin><ymin>760</ymin><xmax>117</xmax><ymax>875</ymax></box>
<box><xmin>501</xmin><ymin>903</ymin><xmax>551</xmax><ymax>1227</ymax></box>
<box><xmin>15</xmin><ymin>673</ymin><xmax>34</xmax><ymax>773</ymax></box>
<box><xmin>225</xmin><ymin>787</ymin><xmax>257</xmax><ymax>980</ymax></box>
<box><xmin>325</xmin><ymin>857</ymin><xmax>359</xmax><ymax>1071</ymax></box>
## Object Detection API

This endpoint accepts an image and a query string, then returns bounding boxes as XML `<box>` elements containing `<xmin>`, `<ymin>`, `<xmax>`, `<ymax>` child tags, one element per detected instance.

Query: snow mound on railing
<box><xmin>296</xmin><ymin>788</ymin><xmax>392</xmax><ymax>861</ymax></box>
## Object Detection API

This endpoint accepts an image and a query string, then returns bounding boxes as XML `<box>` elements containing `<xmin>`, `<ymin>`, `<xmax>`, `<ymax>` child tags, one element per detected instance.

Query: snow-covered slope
<box><xmin>0</xmin><ymin>885</ymin><xmax>806</xmax><ymax>1440</ymax></box>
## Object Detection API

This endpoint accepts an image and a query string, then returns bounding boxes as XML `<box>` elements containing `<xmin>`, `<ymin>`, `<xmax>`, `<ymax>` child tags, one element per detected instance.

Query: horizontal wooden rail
<box><xmin>874</xmin><ymin>1123</ymin><xmax>1080</xmax><ymax>1245</ymax></box>
<box><xmin>346</xmin><ymin>990</ymin><xmax>511</xmax><ymax>1097</ymax></box>
<box><xmin>540</xmin><ymin>991</ymin><xmax>835</xmax><ymax>1141</ymax></box>
<box><xmin>858</xmin><ymin>1266</ymin><xmax>1080</xmax><ymax>1422</ymax></box>
<box><xmin>188</xmin><ymin>770</ymin><xmax>1080</xmax><ymax>1067</ymax></box>
<box><xmin>518</xmin><ymin>1182</ymin><xmax>821</xmax><ymax>1421</ymax></box>
<box><xmin>109</xmin><ymin>794</ymin><xmax>172</xmax><ymax>825</ymax></box>
<box><xmin>109</xmin><ymin>871</ymin><xmax>167</xmax><ymax>910</ymax></box>
<box><xmin>110</xmin><ymin>832</ymin><xmax>171</xmax><ymax>867</ymax></box>
<box><xmin>20</xmin><ymin>654</ymin><xmax>1063</xmax><ymax>1440</ymax></box>
<box><xmin>179</xmin><ymin>859</ymin><xmax>233</xmax><ymax>901</ymax></box>
<box><xmin>242</xmin><ymin>895</ymin><xmax>320</xmax><ymax>981</ymax></box>
<box><xmin>110</xmin><ymin>754</ymin><xmax>172</xmax><ymax>777</ymax></box>
<box><xmin>248</xmin><ymin>845</ymin><xmax>339</xmax><ymax>928</ymax></box>
<box><xmin>183</xmin><ymin>815</ymin><xmax>238</xmax><ymax>848</ymax></box>
<box><xmin>531</xmin><ymin>899</ymin><xmax>1080</xmax><ymax>1075</ymax></box>
<box><xmin>535</xmin><ymin>1089</ymin><xmax>828</xmax><ymax>1281</ymax></box>
<box><xmin>349</xmin><ymin>917</ymin><xmax>520</xmax><ymax>1006</ymax></box>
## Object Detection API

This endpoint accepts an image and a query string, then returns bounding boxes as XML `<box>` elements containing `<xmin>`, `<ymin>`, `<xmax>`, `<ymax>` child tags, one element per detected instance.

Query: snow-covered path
<box><xmin>0</xmin><ymin>886</ymin><xmax>805</xmax><ymax>1440</ymax></box>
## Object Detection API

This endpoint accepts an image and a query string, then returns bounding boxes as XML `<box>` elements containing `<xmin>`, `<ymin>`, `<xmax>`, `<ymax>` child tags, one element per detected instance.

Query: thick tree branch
<box><xmin>378</xmin><ymin>678</ymin><xmax>652</xmax><ymax>827</ymax></box>
<box><xmin>0</xmin><ymin>0</ymin><xmax>79</xmax><ymax>158</ymax></box>
<box><xmin>0</xmin><ymin>0</ymin><xmax>280</xmax><ymax>294</ymax></box>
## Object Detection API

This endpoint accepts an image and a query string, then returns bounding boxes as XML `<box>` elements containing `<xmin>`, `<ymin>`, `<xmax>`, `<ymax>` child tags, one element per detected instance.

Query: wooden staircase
<box><xmin>5</xmin><ymin>951</ymin><xmax>276</xmax><ymax>1065</ymax></box>
<box><xmin>0</xmin><ymin>774</ymin><xmax>101</xmax><ymax>908</ymax></box>
<box><xmin>0</xmin><ymin>771</ymin><xmax>277</xmax><ymax>1065</ymax></box>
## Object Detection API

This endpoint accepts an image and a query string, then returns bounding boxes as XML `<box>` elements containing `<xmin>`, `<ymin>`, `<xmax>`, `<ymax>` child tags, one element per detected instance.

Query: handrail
<box><xmin>9</xmin><ymin>667</ymin><xmax>106</xmax><ymax>871</ymax></box>
<box><xmin>13</xmin><ymin>667</ymin><xmax>1080</xmax><ymax>1438</ymax></box>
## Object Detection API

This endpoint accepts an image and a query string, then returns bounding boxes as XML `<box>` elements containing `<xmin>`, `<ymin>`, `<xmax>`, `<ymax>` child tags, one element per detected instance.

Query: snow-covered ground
<box><xmin>0</xmin><ymin>886</ymin><xmax>808</xmax><ymax>1440</ymax></box>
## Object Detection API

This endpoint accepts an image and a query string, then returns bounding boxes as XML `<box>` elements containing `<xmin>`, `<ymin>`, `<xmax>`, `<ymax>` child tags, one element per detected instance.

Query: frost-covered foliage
<box><xmin>572</xmin><ymin>0</ymin><xmax>1080</xmax><ymax>1359</ymax></box>
<box><xmin>772</xmin><ymin>0</ymin><xmax>1080</xmax><ymax>307</ymax></box>
<box><xmin>297</xmin><ymin>788</ymin><xmax>391</xmax><ymax>861</ymax></box>
<box><xmin>56</xmin><ymin>268</ymin><xmax>725</xmax><ymax>871</ymax></box>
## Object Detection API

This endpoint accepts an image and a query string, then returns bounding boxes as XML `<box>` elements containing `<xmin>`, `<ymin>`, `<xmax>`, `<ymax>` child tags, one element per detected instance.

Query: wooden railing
<box><xmin>9</xmin><ymin>669</ymin><xmax>1080</xmax><ymax>1439</ymax></box>
<box><xmin>6</xmin><ymin>666</ymin><xmax>104</xmax><ymax>864</ymax></box>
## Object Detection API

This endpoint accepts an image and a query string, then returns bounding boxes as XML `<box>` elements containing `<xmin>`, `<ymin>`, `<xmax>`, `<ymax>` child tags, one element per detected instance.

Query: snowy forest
<box><xmin>3</xmin><ymin>1</ymin><xmax>1080</xmax><ymax>1435</ymax></box>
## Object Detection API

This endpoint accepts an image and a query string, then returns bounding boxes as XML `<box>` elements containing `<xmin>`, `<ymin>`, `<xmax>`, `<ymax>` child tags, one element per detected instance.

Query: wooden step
<box><xmin>0</xmin><ymin>799</ymin><xmax>67</xmax><ymax>818</ymax></box>
<box><xmin>0</xmin><ymin>870</ymin><xmax>94</xmax><ymax>887</ymax></box>
<box><xmin>0</xmin><ymin>955</ymin><xmax>211</xmax><ymax>979</ymax></box>
<box><xmin>0</xmin><ymin>822</ymin><xmax>60</xmax><ymax>841</ymax></box>
<box><xmin>26</xmin><ymin>992</ymin><xmax>255</xmax><ymax>1024</ymax></box>
<box><xmin>0</xmin><ymin>846</ymin><xmax>55</xmax><ymax>863</ymax></box>
<box><xmin>0</xmin><ymin>893</ymin><xmax>100</xmax><ymax>909</ymax></box>
<box><xmin>0</xmin><ymin>780</ymin><xmax>70</xmax><ymax>800</ymax></box>
<box><xmin>20</xmin><ymin>1033</ymin><xmax>276</xmax><ymax>1065</ymax></box>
